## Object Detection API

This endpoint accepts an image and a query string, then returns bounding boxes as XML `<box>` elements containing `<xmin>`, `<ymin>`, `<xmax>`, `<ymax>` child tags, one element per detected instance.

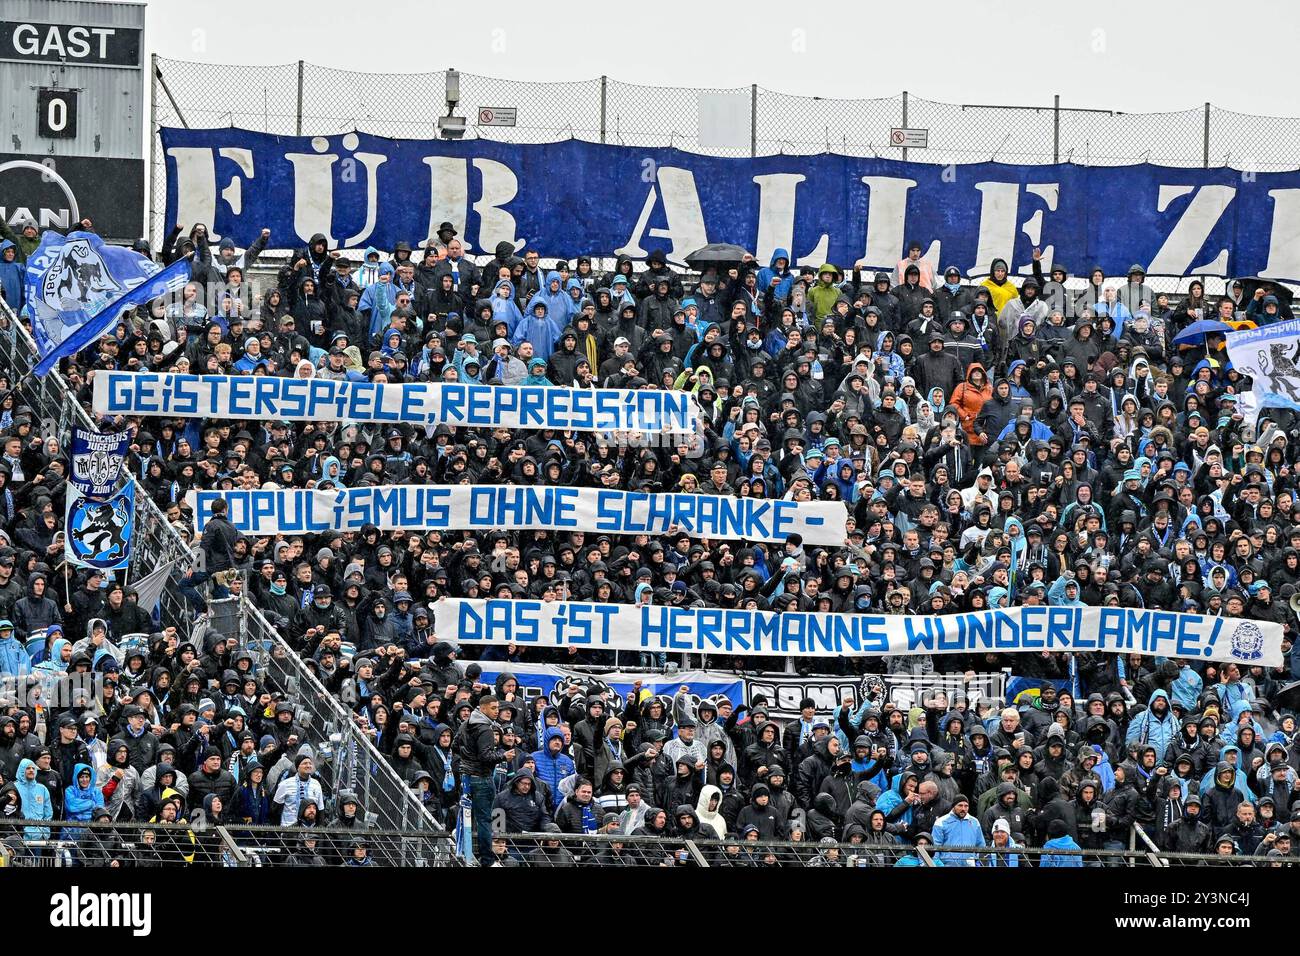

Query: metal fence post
<box><xmin>1203</xmin><ymin>102</ymin><xmax>1210</xmax><ymax>168</ymax></box>
<box><xmin>901</xmin><ymin>90</ymin><xmax>909</xmax><ymax>162</ymax></box>
<box><xmin>149</xmin><ymin>53</ymin><xmax>160</xmax><ymax>251</ymax></box>
<box><xmin>600</xmin><ymin>75</ymin><xmax>607</xmax><ymax>145</ymax></box>
<box><xmin>296</xmin><ymin>60</ymin><xmax>305</xmax><ymax>136</ymax></box>
<box><xmin>750</xmin><ymin>84</ymin><xmax>758</xmax><ymax>158</ymax></box>
<box><xmin>1053</xmin><ymin>94</ymin><xmax>1060</xmax><ymax>164</ymax></box>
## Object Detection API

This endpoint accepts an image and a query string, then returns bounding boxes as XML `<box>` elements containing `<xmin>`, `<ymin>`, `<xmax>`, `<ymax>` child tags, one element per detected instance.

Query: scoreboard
<box><xmin>0</xmin><ymin>0</ymin><xmax>145</xmax><ymax>241</ymax></box>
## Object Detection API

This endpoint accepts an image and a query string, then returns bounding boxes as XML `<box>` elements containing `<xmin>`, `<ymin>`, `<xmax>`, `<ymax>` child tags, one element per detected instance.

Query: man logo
<box><xmin>1229</xmin><ymin>621</ymin><xmax>1265</xmax><ymax>662</ymax></box>
<box><xmin>49</xmin><ymin>887</ymin><xmax>152</xmax><ymax>936</ymax></box>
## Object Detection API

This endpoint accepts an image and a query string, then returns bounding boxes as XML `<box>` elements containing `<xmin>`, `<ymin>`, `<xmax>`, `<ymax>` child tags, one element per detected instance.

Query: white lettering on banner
<box><xmin>186</xmin><ymin>486</ymin><xmax>848</xmax><ymax>545</ymax></box>
<box><xmin>92</xmin><ymin>373</ymin><xmax>698</xmax><ymax>432</ymax></box>
<box><xmin>434</xmin><ymin>599</ymin><xmax>1284</xmax><ymax>668</ymax></box>
<box><xmin>1147</xmin><ymin>184</ymin><xmax>1235</xmax><ymax>276</ymax></box>
<box><xmin>614</xmin><ymin>167</ymin><xmax>709</xmax><ymax>262</ymax></box>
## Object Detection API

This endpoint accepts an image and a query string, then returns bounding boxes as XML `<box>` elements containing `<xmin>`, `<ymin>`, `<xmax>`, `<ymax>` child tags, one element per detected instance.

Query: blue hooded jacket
<box><xmin>14</xmin><ymin>758</ymin><xmax>52</xmax><ymax>839</ymax></box>
<box><xmin>527</xmin><ymin>271</ymin><xmax>574</xmax><ymax>328</ymax></box>
<box><xmin>1124</xmin><ymin>689</ymin><xmax>1177</xmax><ymax>756</ymax></box>
<box><xmin>756</xmin><ymin>248</ymin><xmax>795</xmax><ymax>301</ymax></box>
<box><xmin>512</xmin><ymin>300</ymin><xmax>563</xmax><ymax>360</ymax></box>
<box><xmin>1040</xmin><ymin>834</ymin><xmax>1084</xmax><ymax>866</ymax></box>
<box><xmin>530</xmin><ymin>726</ymin><xmax>576</xmax><ymax>810</ymax></box>
<box><xmin>63</xmin><ymin>762</ymin><xmax>104</xmax><ymax>821</ymax></box>
<box><xmin>488</xmin><ymin>279</ymin><xmax>525</xmax><ymax>334</ymax></box>
<box><xmin>0</xmin><ymin>623</ymin><xmax>30</xmax><ymax>678</ymax></box>
<box><xmin>0</xmin><ymin>240</ymin><xmax>24</xmax><ymax>311</ymax></box>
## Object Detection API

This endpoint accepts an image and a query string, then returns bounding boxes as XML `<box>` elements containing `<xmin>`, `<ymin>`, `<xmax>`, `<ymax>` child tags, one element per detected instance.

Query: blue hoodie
<box><xmin>526</xmin><ymin>271</ymin><xmax>574</xmax><ymax>328</ymax></box>
<box><xmin>874</xmin><ymin>331</ymin><xmax>905</xmax><ymax>381</ymax></box>
<box><xmin>63</xmin><ymin>762</ymin><xmax>104</xmax><ymax>821</ymax></box>
<box><xmin>14</xmin><ymin>758</ymin><xmax>52</xmax><ymax>839</ymax></box>
<box><xmin>756</xmin><ymin>248</ymin><xmax>795</xmax><ymax>301</ymax></box>
<box><xmin>1040</xmin><ymin>834</ymin><xmax>1084</xmax><ymax>866</ymax></box>
<box><xmin>1125</xmin><ymin>689</ymin><xmax>1177</xmax><ymax>756</ymax></box>
<box><xmin>0</xmin><ymin>240</ymin><xmax>24</xmax><ymax>311</ymax></box>
<box><xmin>530</xmin><ymin>727</ymin><xmax>575</xmax><ymax>810</ymax></box>
<box><xmin>511</xmin><ymin>300</ymin><xmax>563</xmax><ymax>360</ymax></box>
<box><xmin>488</xmin><ymin>279</ymin><xmax>525</xmax><ymax>334</ymax></box>
<box><xmin>0</xmin><ymin>624</ymin><xmax>30</xmax><ymax>678</ymax></box>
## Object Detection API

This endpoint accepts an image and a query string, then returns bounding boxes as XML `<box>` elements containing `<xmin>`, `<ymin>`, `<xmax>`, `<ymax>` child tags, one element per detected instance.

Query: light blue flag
<box><xmin>1224</xmin><ymin>318</ymin><xmax>1300</xmax><ymax>424</ymax></box>
<box><xmin>23</xmin><ymin>231</ymin><xmax>191</xmax><ymax>376</ymax></box>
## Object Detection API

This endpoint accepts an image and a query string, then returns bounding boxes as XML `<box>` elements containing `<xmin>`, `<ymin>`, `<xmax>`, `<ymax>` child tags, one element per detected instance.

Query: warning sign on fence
<box><xmin>477</xmin><ymin>107</ymin><xmax>517</xmax><ymax>127</ymax></box>
<box><xmin>889</xmin><ymin>127</ymin><xmax>929</xmax><ymax>148</ymax></box>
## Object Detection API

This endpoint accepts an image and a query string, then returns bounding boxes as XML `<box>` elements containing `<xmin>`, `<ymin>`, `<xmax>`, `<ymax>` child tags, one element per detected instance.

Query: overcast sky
<box><xmin>130</xmin><ymin>0</ymin><xmax>1300</xmax><ymax>117</ymax></box>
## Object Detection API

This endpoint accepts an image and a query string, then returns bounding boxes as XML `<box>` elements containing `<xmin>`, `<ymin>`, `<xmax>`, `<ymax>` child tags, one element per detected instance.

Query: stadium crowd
<box><xmin>0</xmin><ymin>214</ymin><xmax>1298</xmax><ymax>867</ymax></box>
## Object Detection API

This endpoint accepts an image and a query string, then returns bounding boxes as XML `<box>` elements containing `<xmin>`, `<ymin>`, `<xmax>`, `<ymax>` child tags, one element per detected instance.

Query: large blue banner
<box><xmin>92</xmin><ymin>372</ymin><xmax>697</xmax><ymax>433</ymax></box>
<box><xmin>435</xmin><ymin>599</ymin><xmax>1284</xmax><ymax>668</ymax></box>
<box><xmin>186</xmin><ymin>486</ymin><xmax>847</xmax><ymax>545</ymax></box>
<box><xmin>164</xmin><ymin>127</ymin><xmax>1300</xmax><ymax>279</ymax></box>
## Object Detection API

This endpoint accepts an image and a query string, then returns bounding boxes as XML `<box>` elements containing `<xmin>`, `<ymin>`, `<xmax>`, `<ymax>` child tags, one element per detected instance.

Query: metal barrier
<box><xmin>493</xmin><ymin>832</ymin><xmax>1267</xmax><ymax>868</ymax></box>
<box><xmin>0</xmin><ymin>820</ymin><xmax>453</xmax><ymax>867</ymax></box>
<box><xmin>236</xmin><ymin>589</ymin><xmax>451</xmax><ymax>841</ymax></box>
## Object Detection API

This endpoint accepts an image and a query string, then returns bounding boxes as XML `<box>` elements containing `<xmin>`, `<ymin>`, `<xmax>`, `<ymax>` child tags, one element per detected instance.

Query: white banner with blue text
<box><xmin>434</xmin><ymin>599</ymin><xmax>1282</xmax><ymax>667</ymax></box>
<box><xmin>187</xmin><ymin>486</ymin><xmax>848</xmax><ymax>545</ymax></box>
<box><xmin>93</xmin><ymin>372</ymin><xmax>698</xmax><ymax>432</ymax></box>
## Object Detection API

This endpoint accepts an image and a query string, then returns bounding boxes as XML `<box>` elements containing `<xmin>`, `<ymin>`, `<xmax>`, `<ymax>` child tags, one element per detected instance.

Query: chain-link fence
<box><xmin>147</xmin><ymin>57</ymin><xmax>1300</xmax><ymax>247</ymax></box>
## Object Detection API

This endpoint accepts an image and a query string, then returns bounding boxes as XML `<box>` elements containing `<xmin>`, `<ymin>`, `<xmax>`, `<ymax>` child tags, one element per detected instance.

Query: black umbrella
<box><xmin>1275</xmin><ymin>680</ymin><xmax>1300</xmax><ymax>713</ymax></box>
<box><xmin>1231</xmin><ymin>276</ymin><xmax>1295</xmax><ymax>313</ymax></box>
<box><xmin>684</xmin><ymin>243</ymin><xmax>750</xmax><ymax>271</ymax></box>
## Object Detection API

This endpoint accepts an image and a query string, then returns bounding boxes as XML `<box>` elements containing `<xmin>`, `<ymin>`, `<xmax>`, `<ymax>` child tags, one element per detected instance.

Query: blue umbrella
<box><xmin>1172</xmin><ymin>319</ymin><xmax>1231</xmax><ymax>345</ymax></box>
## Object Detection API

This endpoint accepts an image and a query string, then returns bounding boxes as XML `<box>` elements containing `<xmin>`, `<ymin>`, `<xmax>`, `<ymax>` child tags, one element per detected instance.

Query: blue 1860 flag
<box><xmin>1224</xmin><ymin>318</ymin><xmax>1300</xmax><ymax>424</ymax></box>
<box><xmin>24</xmin><ymin>231</ymin><xmax>191</xmax><ymax>376</ymax></box>
<box><xmin>70</xmin><ymin>427</ymin><xmax>129</xmax><ymax>499</ymax></box>
<box><xmin>65</xmin><ymin>480</ymin><xmax>135</xmax><ymax>571</ymax></box>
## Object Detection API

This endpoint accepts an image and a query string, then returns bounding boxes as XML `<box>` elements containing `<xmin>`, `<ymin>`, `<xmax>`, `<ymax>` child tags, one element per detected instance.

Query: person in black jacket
<box><xmin>187</xmin><ymin>748</ymin><xmax>237</xmax><ymax>808</ymax></box>
<box><xmin>1163</xmin><ymin>793</ymin><xmax>1214</xmax><ymax>854</ymax></box>
<box><xmin>493</xmin><ymin>768</ymin><xmax>547</xmax><ymax>833</ymax></box>
<box><xmin>50</xmin><ymin>713</ymin><xmax>90</xmax><ymax>792</ymax></box>
<box><xmin>199</xmin><ymin>497</ymin><xmax>240</xmax><ymax>574</ymax></box>
<box><xmin>456</xmin><ymin>695</ymin><xmax>513</xmax><ymax>859</ymax></box>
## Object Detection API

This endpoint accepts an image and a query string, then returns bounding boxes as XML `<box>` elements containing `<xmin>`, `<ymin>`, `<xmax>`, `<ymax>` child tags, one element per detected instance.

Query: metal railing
<box><xmin>236</xmin><ymin>589</ymin><xmax>451</xmax><ymax>840</ymax></box>
<box><xmin>491</xmin><ymin>832</ymin><xmax>1270</xmax><ymax>868</ymax></box>
<box><xmin>0</xmin><ymin>820</ymin><xmax>453</xmax><ymax>867</ymax></box>
<box><xmin>0</xmin><ymin>303</ymin><xmax>197</xmax><ymax>634</ymax></box>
